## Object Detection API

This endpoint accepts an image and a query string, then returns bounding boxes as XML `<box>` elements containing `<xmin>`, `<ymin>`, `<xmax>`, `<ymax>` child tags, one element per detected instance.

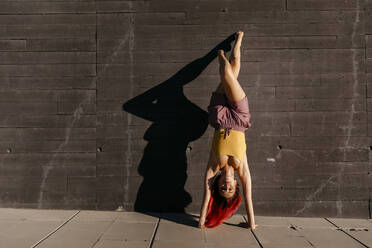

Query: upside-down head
<box><xmin>204</xmin><ymin>172</ymin><xmax>242</xmax><ymax>228</ymax></box>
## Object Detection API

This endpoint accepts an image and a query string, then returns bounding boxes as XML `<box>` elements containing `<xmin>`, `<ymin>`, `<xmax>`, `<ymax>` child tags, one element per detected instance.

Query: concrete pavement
<box><xmin>0</xmin><ymin>208</ymin><xmax>370</xmax><ymax>247</ymax></box>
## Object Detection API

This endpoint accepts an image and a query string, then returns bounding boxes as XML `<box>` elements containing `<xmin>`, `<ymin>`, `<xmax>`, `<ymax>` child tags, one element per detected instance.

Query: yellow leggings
<box><xmin>212</xmin><ymin>129</ymin><xmax>246</xmax><ymax>162</ymax></box>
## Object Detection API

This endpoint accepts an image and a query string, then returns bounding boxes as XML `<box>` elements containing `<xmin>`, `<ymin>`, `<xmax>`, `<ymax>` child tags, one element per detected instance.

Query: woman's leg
<box><xmin>229</xmin><ymin>31</ymin><xmax>243</xmax><ymax>79</ymax></box>
<box><xmin>215</xmin><ymin>31</ymin><xmax>244</xmax><ymax>97</ymax></box>
<box><xmin>218</xmin><ymin>49</ymin><xmax>246</xmax><ymax>102</ymax></box>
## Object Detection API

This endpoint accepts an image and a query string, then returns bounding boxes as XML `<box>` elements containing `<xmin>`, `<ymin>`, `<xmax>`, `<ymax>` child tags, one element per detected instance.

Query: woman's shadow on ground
<box><xmin>122</xmin><ymin>34</ymin><xmax>236</xmax><ymax>223</ymax></box>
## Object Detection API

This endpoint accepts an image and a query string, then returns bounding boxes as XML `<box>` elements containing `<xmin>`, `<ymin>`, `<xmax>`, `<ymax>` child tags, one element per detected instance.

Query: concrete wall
<box><xmin>0</xmin><ymin>0</ymin><xmax>371</xmax><ymax>218</ymax></box>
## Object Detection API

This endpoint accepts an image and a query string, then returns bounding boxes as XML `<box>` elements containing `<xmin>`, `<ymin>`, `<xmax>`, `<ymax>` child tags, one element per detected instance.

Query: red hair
<box><xmin>204</xmin><ymin>173</ymin><xmax>242</xmax><ymax>228</ymax></box>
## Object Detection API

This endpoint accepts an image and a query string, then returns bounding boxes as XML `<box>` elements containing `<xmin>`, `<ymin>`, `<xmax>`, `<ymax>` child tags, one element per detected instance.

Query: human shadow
<box><xmin>122</xmin><ymin>33</ymin><xmax>236</xmax><ymax>213</ymax></box>
<box><xmin>140</xmin><ymin>212</ymin><xmax>201</xmax><ymax>227</ymax></box>
<box><xmin>138</xmin><ymin>212</ymin><xmax>248</xmax><ymax>229</ymax></box>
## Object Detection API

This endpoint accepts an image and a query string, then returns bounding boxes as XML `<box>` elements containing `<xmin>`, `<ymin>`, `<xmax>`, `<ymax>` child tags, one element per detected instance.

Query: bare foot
<box><xmin>236</xmin><ymin>31</ymin><xmax>244</xmax><ymax>42</ymax></box>
<box><xmin>218</xmin><ymin>49</ymin><xmax>228</xmax><ymax>65</ymax></box>
<box><xmin>233</xmin><ymin>31</ymin><xmax>243</xmax><ymax>50</ymax></box>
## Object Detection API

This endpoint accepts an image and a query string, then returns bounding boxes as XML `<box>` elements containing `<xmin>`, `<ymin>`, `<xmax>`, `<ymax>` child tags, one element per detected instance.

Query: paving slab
<box><xmin>151</xmin><ymin>213</ymin><xmax>204</xmax><ymax>247</ymax></box>
<box><xmin>153</xmin><ymin>213</ymin><xmax>260</xmax><ymax>247</ymax></box>
<box><xmin>36</xmin><ymin>210</ymin><xmax>158</xmax><ymax>248</ymax></box>
<box><xmin>155</xmin><ymin>214</ymin><xmax>203</xmax><ymax>242</ymax></box>
<box><xmin>0</xmin><ymin>208</ymin><xmax>370</xmax><ymax>248</ymax></box>
<box><xmin>35</xmin><ymin>211</ymin><xmax>116</xmax><ymax>248</ymax></box>
<box><xmin>204</xmin><ymin>244</ymin><xmax>259</xmax><ymax>248</ymax></box>
<box><xmin>101</xmin><ymin>222</ymin><xmax>156</xmax><ymax>241</ymax></box>
<box><xmin>70</xmin><ymin>210</ymin><xmax>159</xmax><ymax>223</ymax></box>
<box><xmin>94</xmin><ymin>212</ymin><xmax>158</xmax><ymax>247</ymax></box>
<box><xmin>204</xmin><ymin>214</ymin><xmax>259</xmax><ymax>247</ymax></box>
<box><xmin>245</xmin><ymin>215</ymin><xmax>293</xmax><ymax>227</ymax></box>
<box><xmin>0</xmin><ymin>220</ymin><xmax>66</xmax><ymax>248</ymax></box>
<box><xmin>327</xmin><ymin>217</ymin><xmax>372</xmax><ymax>229</ymax></box>
<box><xmin>115</xmin><ymin>212</ymin><xmax>159</xmax><ymax>223</ymax></box>
<box><xmin>0</xmin><ymin>208</ymin><xmax>77</xmax><ymax>248</ymax></box>
<box><xmin>280</xmin><ymin>217</ymin><xmax>365</xmax><ymax>248</ymax></box>
<box><xmin>93</xmin><ymin>240</ymin><xmax>149</xmax><ymax>248</ymax></box>
<box><xmin>251</xmin><ymin>216</ymin><xmax>314</xmax><ymax>248</ymax></box>
<box><xmin>35</xmin><ymin>228</ymin><xmax>107</xmax><ymax>248</ymax></box>
<box><xmin>292</xmin><ymin>227</ymin><xmax>365</xmax><ymax>248</ymax></box>
<box><xmin>0</xmin><ymin>219</ymin><xmax>19</xmax><ymax>233</ymax></box>
<box><xmin>327</xmin><ymin>217</ymin><xmax>372</xmax><ymax>247</ymax></box>
<box><xmin>152</xmin><ymin>240</ymin><xmax>205</xmax><ymax>248</ymax></box>
<box><xmin>67</xmin><ymin>210</ymin><xmax>121</xmax><ymax>222</ymax></box>
<box><xmin>159</xmin><ymin>212</ymin><xmax>199</xmax><ymax>226</ymax></box>
<box><xmin>285</xmin><ymin>216</ymin><xmax>335</xmax><ymax>228</ymax></box>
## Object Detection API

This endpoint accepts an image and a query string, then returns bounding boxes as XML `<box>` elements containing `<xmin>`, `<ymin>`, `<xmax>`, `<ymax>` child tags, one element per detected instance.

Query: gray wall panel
<box><xmin>0</xmin><ymin>0</ymin><xmax>370</xmax><ymax>218</ymax></box>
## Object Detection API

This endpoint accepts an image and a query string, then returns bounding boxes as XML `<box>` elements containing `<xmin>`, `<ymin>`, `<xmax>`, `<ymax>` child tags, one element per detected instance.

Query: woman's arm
<box><xmin>237</xmin><ymin>153</ymin><xmax>257</xmax><ymax>229</ymax></box>
<box><xmin>199</xmin><ymin>148</ymin><xmax>217</xmax><ymax>228</ymax></box>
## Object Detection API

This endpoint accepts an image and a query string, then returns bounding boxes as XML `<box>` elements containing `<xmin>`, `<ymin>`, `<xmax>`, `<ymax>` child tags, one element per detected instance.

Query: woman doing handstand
<box><xmin>198</xmin><ymin>31</ymin><xmax>257</xmax><ymax>229</ymax></box>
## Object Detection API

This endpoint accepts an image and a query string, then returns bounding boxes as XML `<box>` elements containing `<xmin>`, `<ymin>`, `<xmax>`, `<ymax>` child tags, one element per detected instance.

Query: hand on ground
<box><xmin>238</xmin><ymin>222</ymin><xmax>258</xmax><ymax>229</ymax></box>
<box><xmin>198</xmin><ymin>223</ymin><xmax>206</xmax><ymax>229</ymax></box>
<box><xmin>249</xmin><ymin>224</ymin><xmax>258</xmax><ymax>230</ymax></box>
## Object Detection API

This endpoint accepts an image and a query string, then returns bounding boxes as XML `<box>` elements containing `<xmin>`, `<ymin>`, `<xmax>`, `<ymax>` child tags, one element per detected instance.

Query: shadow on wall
<box><xmin>122</xmin><ymin>33</ymin><xmax>236</xmax><ymax>213</ymax></box>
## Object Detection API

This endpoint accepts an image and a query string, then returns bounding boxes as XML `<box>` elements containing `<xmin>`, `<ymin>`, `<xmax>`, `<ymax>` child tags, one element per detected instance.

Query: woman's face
<box><xmin>218</xmin><ymin>174</ymin><xmax>237</xmax><ymax>199</ymax></box>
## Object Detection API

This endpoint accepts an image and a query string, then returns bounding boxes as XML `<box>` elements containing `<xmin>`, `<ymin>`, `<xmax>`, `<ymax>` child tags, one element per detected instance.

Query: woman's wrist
<box><xmin>198</xmin><ymin>217</ymin><xmax>205</xmax><ymax>225</ymax></box>
<box><xmin>198</xmin><ymin>222</ymin><xmax>206</xmax><ymax>228</ymax></box>
<box><xmin>246</xmin><ymin>218</ymin><xmax>256</xmax><ymax>226</ymax></box>
<box><xmin>198</xmin><ymin>216</ymin><xmax>206</xmax><ymax>226</ymax></box>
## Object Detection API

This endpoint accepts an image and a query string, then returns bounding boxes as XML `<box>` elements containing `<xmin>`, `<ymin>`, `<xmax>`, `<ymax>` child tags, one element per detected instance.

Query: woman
<box><xmin>198</xmin><ymin>31</ymin><xmax>258</xmax><ymax>229</ymax></box>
